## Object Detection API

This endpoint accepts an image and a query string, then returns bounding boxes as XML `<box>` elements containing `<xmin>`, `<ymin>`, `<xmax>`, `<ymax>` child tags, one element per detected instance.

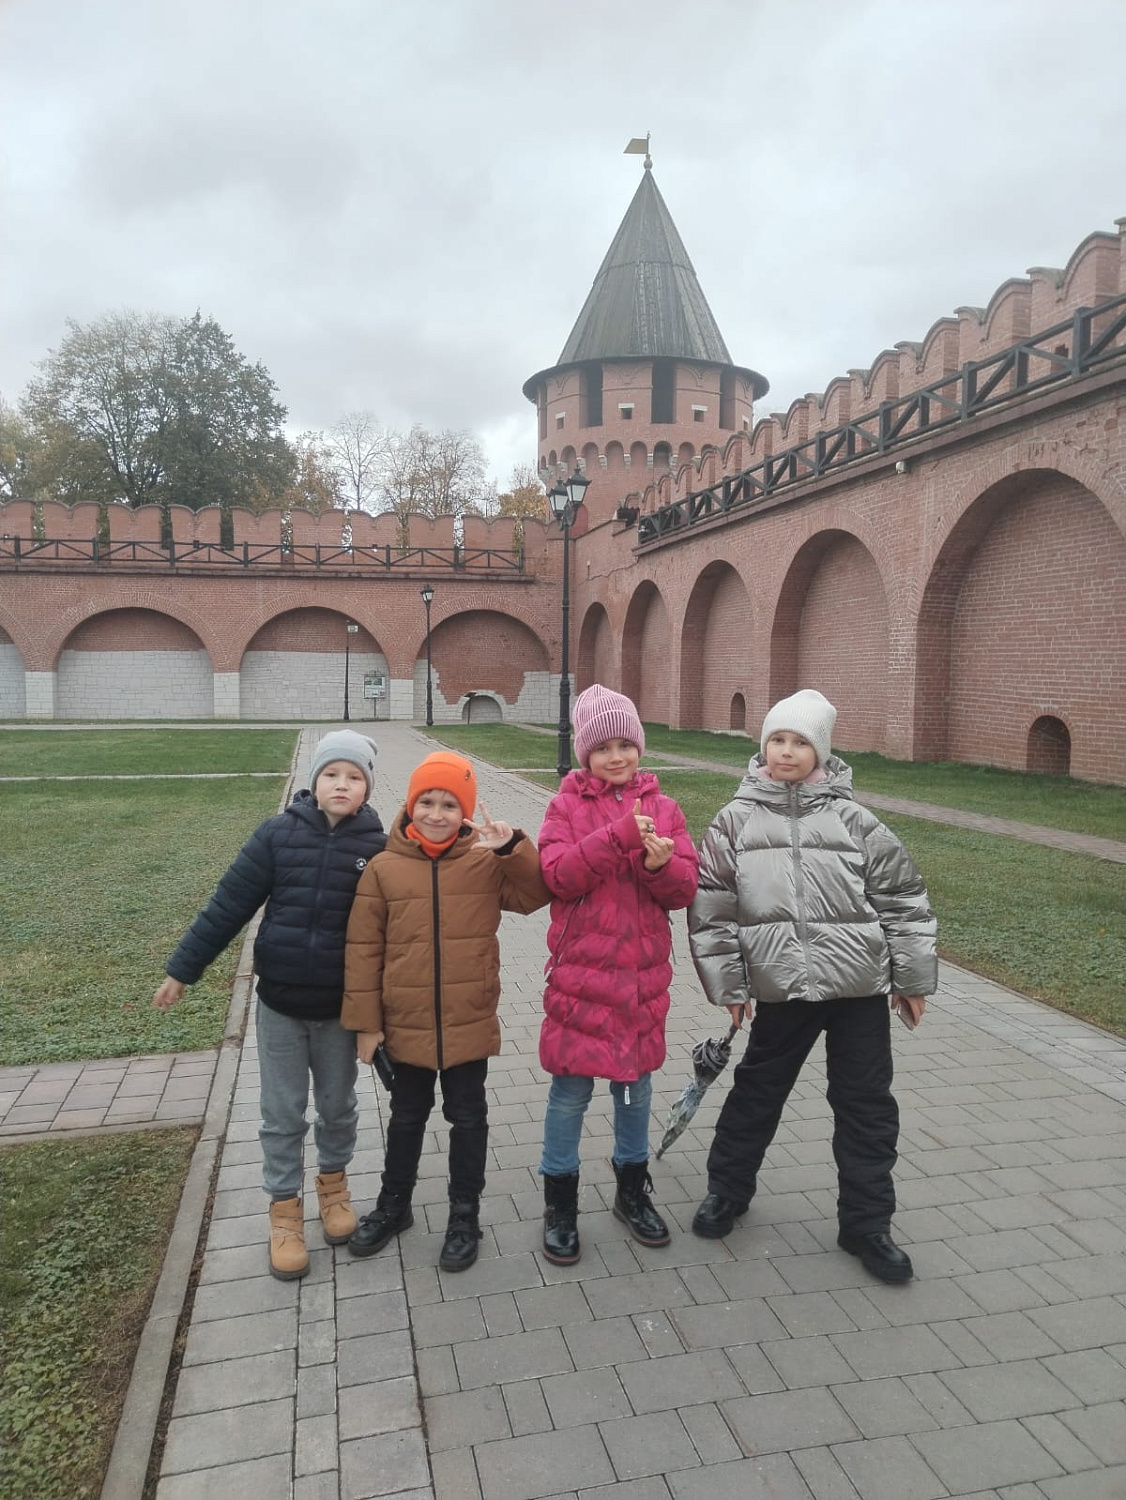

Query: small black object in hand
<box><xmin>372</xmin><ymin>1045</ymin><xmax>395</xmax><ymax>1090</ymax></box>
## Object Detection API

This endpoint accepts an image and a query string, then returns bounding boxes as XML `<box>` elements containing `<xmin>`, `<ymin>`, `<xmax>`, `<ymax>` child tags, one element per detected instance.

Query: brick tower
<box><xmin>523</xmin><ymin>155</ymin><xmax>768</xmax><ymax>525</ymax></box>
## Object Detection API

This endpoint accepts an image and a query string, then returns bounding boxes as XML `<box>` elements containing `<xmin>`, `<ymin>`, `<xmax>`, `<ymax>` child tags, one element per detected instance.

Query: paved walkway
<box><xmin>88</xmin><ymin>720</ymin><xmax>1123</xmax><ymax>1500</ymax></box>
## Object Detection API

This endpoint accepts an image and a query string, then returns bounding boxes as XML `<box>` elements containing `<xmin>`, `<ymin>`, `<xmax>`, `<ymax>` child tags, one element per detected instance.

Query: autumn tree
<box><xmin>270</xmin><ymin>430</ymin><xmax>339</xmax><ymax>516</ymax></box>
<box><xmin>329</xmin><ymin>410</ymin><xmax>385</xmax><ymax>512</ymax></box>
<box><xmin>22</xmin><ymin>310</ymin><xmax>292</xmax><ymax>524</ymax></box>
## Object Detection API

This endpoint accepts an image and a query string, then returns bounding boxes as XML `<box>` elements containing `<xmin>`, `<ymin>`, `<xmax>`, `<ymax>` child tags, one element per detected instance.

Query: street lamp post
<box><xmin>548</xmin><ymin>468</ymin><xmax>590</xmax><ymax>778</ymax></box>
<box><xmin>343</xmin><ymin>620</ymin><xmax>359</xmax><ymax>721</ymax></box>
<box><xmin>420</xmin><ymin>584</ymin><xmax>435</xmax><ymax>727</ymax></box>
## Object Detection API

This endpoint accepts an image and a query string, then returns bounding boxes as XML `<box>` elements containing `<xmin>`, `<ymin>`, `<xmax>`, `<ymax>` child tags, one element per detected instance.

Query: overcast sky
<box><xmin>2</xmin><ymin>0</ymin><xmax>1124</xmax><ymax>489</ymax></box>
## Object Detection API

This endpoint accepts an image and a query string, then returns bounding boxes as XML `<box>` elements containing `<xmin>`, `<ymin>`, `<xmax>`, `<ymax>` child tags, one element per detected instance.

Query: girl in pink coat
<box><xmin>537</xmin><ymin>685</ymin><xmax>699</xmax><ymax>1264</ymax></box>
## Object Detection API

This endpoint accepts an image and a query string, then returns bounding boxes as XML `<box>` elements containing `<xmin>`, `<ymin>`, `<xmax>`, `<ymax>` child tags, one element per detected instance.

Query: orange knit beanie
<box><xmin>406</xmin><ymin>751</ymin><xmax>478</xmax><ymax>822</ymax></box>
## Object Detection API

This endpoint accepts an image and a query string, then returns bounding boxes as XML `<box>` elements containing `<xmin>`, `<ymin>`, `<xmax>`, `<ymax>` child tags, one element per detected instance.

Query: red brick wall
<box><xmin>637</xmin><ymin>590</ymin><xmax>671</xmax><ymax>724</ymax></box>
<box><xmin>794</xmin><ymin>536</ymin><xmax>889</xmax><ymax>754</ymax></box>
<box><xmin>247</xmin><ymin>610</ymin><xmax>380</xmax><ymax>654</ymax></box>
<box><xmin>66</xmin><ymin>609</ymin><xmax>204</xmax><ymax>651</ymax></box>
<box><xmin>948</xmin><ymin>474</ymin><xmax>1126</xmax><ymax>782</ymax></box>
<box><xmin>431</xmin><ymin>611</ymin><xmax>549</xmax><ymax>702</ymax></box>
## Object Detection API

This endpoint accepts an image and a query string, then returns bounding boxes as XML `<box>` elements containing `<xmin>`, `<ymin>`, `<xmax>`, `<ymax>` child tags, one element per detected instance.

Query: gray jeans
<box><xmin>255</xmin><ymin>999</ymin><xmax>358</xmax><ymax>1201</ymax></box>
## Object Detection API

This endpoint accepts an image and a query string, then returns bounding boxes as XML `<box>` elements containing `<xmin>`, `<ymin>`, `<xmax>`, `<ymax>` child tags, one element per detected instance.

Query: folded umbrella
<box><xmin>654</xmin><ymin>1021</ymin><xmax>741</xmax><ymax>1160</ymax></box>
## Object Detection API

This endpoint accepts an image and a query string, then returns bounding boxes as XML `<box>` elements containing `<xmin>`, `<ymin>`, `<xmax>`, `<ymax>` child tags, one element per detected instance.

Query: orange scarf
<box><xmin>405</xmin><ymin>822</ymin><xmax>460</xmax><ymax>860</ymax></box>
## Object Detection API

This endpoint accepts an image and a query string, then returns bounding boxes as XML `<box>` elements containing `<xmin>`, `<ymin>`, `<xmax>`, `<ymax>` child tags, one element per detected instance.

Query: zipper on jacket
<box><xmin>430</xmin><ymin>861</ymin><xmax>444</xmax><ymax>1070</ymax></box>
<box><xmin>787</xmin><ymin>784</ymin><xmax>817</xmax><ymax>1001</ymax></box>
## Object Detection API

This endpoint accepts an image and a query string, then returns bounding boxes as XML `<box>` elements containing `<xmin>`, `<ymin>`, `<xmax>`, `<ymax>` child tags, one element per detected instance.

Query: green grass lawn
<box><xmin>0</xmin><ymin>775</ymin><xmax>286</xmax><ymax>1064</ymax></box>
<box><xmin>0</xmin><ymin>1128</ymin><xmax>196</xmax><ymax>1500</ymax></box>
<box><xmin>423</xmin><ymin>722</ymin><xmax>1126</xmax><ymax>842</ymax></box>
<box><xmin>0</xmin><ymin>728</ymin><xmax>297</xmax><ymax>778</ymax></box>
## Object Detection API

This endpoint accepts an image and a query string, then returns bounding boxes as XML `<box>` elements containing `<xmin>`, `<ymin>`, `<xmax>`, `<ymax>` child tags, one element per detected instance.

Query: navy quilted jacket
<box><xmin>166</xmin><ymin>790</ymin><xmax>387</xmax><ymax>992</ymax></box>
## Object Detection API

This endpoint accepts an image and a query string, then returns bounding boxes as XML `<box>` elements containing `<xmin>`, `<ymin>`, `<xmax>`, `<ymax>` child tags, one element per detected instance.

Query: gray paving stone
<box><xmin>412</xmin><ymin>1297</ymin><xmax>488</xmax><ymax>1348</ymax></box>
<box><xmin>336</xmin><ymin>1289</ymin><xmax>410</xmax><ymax>1338</ymax></box>
<box><xmin>541</xmin><ymin>1365</ymin><xmax>632</xmax><ymax>1427</ymax></box>
<box><xmin>455</xmin><ymin>1327</ymin><xmax>573</xmax><ymax>1389</ymax></box>
<box><xmin>1054</xmin><ymin>1398</ymin><xmax>1126</xmax><ymax>1463</ymax></box>
<box><xmin>339</xmin><ymin>1428</ymin><xmax>430</xmax><ymax>1499</ymax></box>
<box><xmin>911</xmin><ymin>1418</ymin><xmax>1063</xmax><ymax>1490</ymax></box>
<box><xmin>298</xmin><ymin>1362</ymin><xmax>338</xmax><ymax>1420</ymax></box>
<box><xmin>295</xmin><ymin>1474</ymin><xmax>342</xmax><ymax>1500</ymax></box>
<box><xmin>182</xmin><ymin>1307</ymin><xmax>297</xmax><ymax>1366</ymax></box>
<box><xmin>301</xmin><ymin>1318</ymin><xmax>339</xmax><ymax>1367</ymax></box>
<box><xmin>425</xmin><ymin>1385</ymin><xmax>510</xmax><ymax>1450</ymax></box>
<box><xmin>337</xmin><ymin>1328</ymin><xmax>415</xmax><ymax>1388</ymax></box>
<box><xmin>480</xmin><ymin>1291</ymin><xmax>523</xmax><ymax>1337</ymax></box>
<box><xmin>763</xmin><ymin>1333</ymin><xmax>859</xmax><ymax>1390</ymax></box>
<box><xmin>475</xmin><ymin>1424</ymin><xmax>614</xmax><ymax>1500</ymax></box>
<box><xmin>191</xmin><ymin>1272</ymin><xmax>297</xmax><ymax>1322</ymax></box>
<box><xmin>938</xmin><ymin>1358</ymin><xmax>1079</xmax><ymax>1421</ymax></box>
<box><xmin>1039</xmin><ymin>1467</ymin><xmax>1126</xmax><ymax>1499</ymax></box>
<box><xmin>667</xmin><ymin>1297</ymin><xmax>787</xmax><ymax>1350</ymax></box>
<box><xmin>581</xmin><ymin>1269</ymin><xmax>694</xmax><ymax>1319</ymax></box>
<box><xmin>502</xmin><ymin>1379</ymin><xmax>553</xmax><ymax>1437</ymax></box>
<box><xmin>677</xmin><ymin>1402</ymin><xmax>742</xmax><ymax>1464</ymax></box>
<box><xmin>562</xmin><ymin>1314</ymin><xmax>650</xmax><ymax>1369</ymax></box>
<box><xmin>1022</xmin><ymin>1410</ymin><xmax>1104</xmax><ymax>1472</ymax></box>
<box><xmin>721</xmin><ymin>1387</ymin><xmax>859</xmax><ymax>1455</ymax></box>
<box><xmin>598</xmin><ymin>1411</ymin><xmax>701</xmax><ymax>1480</ymax></box>
<box><xmin>617</xmin><ymin>1348</ymin><xmax>743</xmax><ymax>1415</ymax></box>
<box><xmin>161</xmin><ymin>1397</ymin><xmax>293</xmax><ymax>1474</ymax></box>
<box><xmin>339</xmin><ymin>1375</ymin><xmax>421</xmax><ymax>1440</ymax></box>
<box><xmin>430</xmin><ymin>1444</ymin><xmax>483</xmax><ymax>1500</ymax></box>
<box><xmin>416</xmin><ymin>1345</ymin><xmax>459</xmax><ymax>1398</ymax></box>
<box><xmin>296</xmin><ymin>1411</ymin><xmax>339</xmax><ymax>1477</ymax></box>
<box><xmin>765</xmin><ymin>1290</ymin><xmax>859</xmax><ymax>1338</ymax></box>
<box><xmin>155</xmin><ymin>1453</ymin><xmax>293</xmax><ymax>1499</ymax></box>
<box><xmin>827</xmin><ymin>1324</ymin><xmax>964</xmax><ymax>1379</ymax></box>
<box><xmin>668</xmin><ymin>1452</ymin><xmax>819</xmax><ymax>1499</ymax></box>
<box><xmin>172</xmin><ymin>1349</ymin><xmax>295</xmax><ymax>1416</ymax></box>
<box><xmin>828</xmin><ymin>1434</ymin><xmax>947</xmax><ymax>1499</ymax></box>
<box><xmin>514</xmin><ymin>1282</ymin><xmax>593</xmax><ymax>1330</ymax></box>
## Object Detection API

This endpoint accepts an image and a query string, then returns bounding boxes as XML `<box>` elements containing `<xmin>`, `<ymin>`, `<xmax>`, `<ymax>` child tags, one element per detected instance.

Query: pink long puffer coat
<box><xmin>538</xmin><ymin>769</ymin><xmax>699</xmax><ymax>1082</ymax></box>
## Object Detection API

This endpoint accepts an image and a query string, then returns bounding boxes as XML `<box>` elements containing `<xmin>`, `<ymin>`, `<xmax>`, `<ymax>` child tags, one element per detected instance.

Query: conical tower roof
<box><xmin>558</xmin><ymin>167</ymin><xmax>731</xmax><ymax>366</ymax></box>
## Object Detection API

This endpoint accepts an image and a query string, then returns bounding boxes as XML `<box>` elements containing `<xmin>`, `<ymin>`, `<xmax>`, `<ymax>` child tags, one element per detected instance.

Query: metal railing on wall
<box><xmin>637</xmin><ymin>293</ymin><xmax>1126</xmax><ymax>545</ymax></box>
<box><xmin>0</xmin><ymin>540</ymin><xmax>527</xmax><ymax>573</ymax></box>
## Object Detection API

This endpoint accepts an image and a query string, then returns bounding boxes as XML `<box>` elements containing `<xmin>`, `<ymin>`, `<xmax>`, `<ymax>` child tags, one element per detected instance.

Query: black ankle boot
<box><xmin>439</xmin><ymin>1199</ymin><xmax>482</xmax><ymax>1272</ymax></box>
<box><xmin>347</xmin><ymin>1191</ymin><xmax>413</xmax><ymax>1258</ymax></box>
<box><xmin>612</xmin><ymin>1160</ymin><xmax>670</xmax><ymax>1247</ymax></box>
<box><xmin>838</xmin><ymin>1228</ymin><xmax>914</xmax><ymax>1283</ymax></box>
<box><xmin>542</xmin><ymin>1172</ymin><xmax>580</xmax><ymax>1264</ymax></box>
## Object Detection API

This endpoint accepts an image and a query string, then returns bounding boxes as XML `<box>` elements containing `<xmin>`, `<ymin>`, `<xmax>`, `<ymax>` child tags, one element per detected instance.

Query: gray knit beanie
<box><xmin>759</xmin><ymin>689</ymin><xmax>837</xmax><ymax>768</ymax></box>
<box><xmin>309</xmin><ymin>730</ymin><xmax>378</xmax><ymax>799</ymax></box>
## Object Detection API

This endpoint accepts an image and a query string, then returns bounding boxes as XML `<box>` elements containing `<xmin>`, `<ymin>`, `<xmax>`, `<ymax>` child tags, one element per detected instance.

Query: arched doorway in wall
<box><xmin>463</xmin><ymin>693</ymin><xmax>503</xmax><ymax>724</ymax></box>
<box><xmin>679</xmin><ymin>562</ymin><xmax>752</xmax><ymax>729</ymax></box>
<box><xmin>621</xmin><ymin>581</ymin><xmax>671</xmax><ymax>725</ymax></box>
<box><xmin>1028</xmin><ymin>715</ymin><xmax>1071</xmax><ymax>775</ymax></box>
<box><xmin>241</xmin><ymin>610</ymin><xmax>387</xmax><ymax>720</ymax></box>
<box><xmin>576</xmin><ymin>604</ymin><xmax>615</xmax><ymax>693</ymax></box>
<box><xmin>57</xmin><ymin>609</ymin><xmax>213</xmax><ymax>719</ymax></box>
<box><xmin>916</xmin><ymin>470</ymin><xmax>1126</xmax><ymax>781</ymax></box>
<box><xmin>730</xmin><ymin>693</ymin><xmax>746</xmax><ymax>731</ymax></box>
<box><xmin>421</xmin><ymin>610</ymin><xmax>550</xmax><ymax>723</ymax></box>
<box><xmin>0</xmin><ymin>625</ymin><xmax>26</xmax><ymax>717</ymax></box>
<box><xmin>771</xmin><ymin>531</ymin><xmax>889</xmax><ymax>755</ymax></box>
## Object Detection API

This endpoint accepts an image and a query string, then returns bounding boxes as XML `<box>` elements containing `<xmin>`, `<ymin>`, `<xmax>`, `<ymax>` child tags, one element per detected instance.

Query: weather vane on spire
<box><xmin>624</xmin><ymin>133</ymin><xmax>652</xmax><ymax>170</ymax></box>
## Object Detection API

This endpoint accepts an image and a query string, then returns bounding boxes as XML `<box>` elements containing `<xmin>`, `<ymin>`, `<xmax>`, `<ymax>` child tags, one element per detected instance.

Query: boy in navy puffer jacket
<box><xmin>154</xmin><ymin>730</ymin><xmax>386</xmax><ymax>1280</ymax></box>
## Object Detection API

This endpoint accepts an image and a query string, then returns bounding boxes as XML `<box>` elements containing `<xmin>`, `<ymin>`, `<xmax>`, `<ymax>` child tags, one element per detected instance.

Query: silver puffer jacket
<box><xmin>689</xmin><ymin>755</ymin><xmax>937</xmax><ymax>1009</ymax></box>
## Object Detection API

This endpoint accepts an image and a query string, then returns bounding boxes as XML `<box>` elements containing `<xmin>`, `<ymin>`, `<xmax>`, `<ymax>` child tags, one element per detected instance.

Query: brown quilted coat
<box><xmin>342</xmin><ymin>809</ymin><xmax>549</xmax><ymax>1069</ymax></box>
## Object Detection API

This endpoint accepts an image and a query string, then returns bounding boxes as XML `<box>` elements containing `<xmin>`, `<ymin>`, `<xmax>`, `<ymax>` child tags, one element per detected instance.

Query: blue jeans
<box><xmin>255</xmin><ymin>1000</ymin><xmax>358</xmax><ymax>1200</ymax></box>
<box><xmin>540</xmin><ymin>1072</ymin><xmax>653</xmax><ymax>1175</ymax></box>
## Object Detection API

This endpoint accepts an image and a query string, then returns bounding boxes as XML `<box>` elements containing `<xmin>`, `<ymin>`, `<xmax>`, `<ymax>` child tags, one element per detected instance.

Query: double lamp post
<box><xmin>548</xmin><ymin>468</ymin><xmax>590</xmax><ymax>778</ymax></box>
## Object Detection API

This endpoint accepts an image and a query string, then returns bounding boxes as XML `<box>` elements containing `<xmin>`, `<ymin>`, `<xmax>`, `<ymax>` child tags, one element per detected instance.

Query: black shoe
<box><xmin>347</xmin><ymin>1193</ymin><xmax>413</xmax><ymax>1258</ymax></box>
<box><xmin>439</xmin><ymin>1200</ymin><xmax>482</xmax><ymax>1272</ymax></box>
<box><xmin>612</xmin><ymin>1159</ymin><xmax>670</xmax><ymax>1247</ymax></box>
<box><xmin>542</xmin><ymin>1171</ymin><xmax>580</xmax><ymax>1265</ymax></box>
<box><xmin>838</xmin><ymin>1229</ymin><xmax>914</xmax><ymax>1283</ymax></box>
<box><xmin>691</xmin><ymin>1192</ymin><xmax>748</xmax><ymax>1239</ymax></box>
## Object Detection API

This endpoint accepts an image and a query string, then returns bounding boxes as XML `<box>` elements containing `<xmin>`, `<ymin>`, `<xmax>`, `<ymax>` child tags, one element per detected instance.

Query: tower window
<box><xmin>651</xmin><ymin>359</ymin><xmax>675</xmax><ymax>424</ymax></box>
<box><xmin>618</xmin><ymin>403</ymin><xmax>634</xmax><ymax>420</ymax></box>
<box><xmin>720</xmin><ymin>368</ymin><xmax>736</xmax><ymax>430</ymax></box>
<box><xmin>692</xmin><ymin>405</ymin><xmax>707</xmax><ymax>423</ymax></box>
<box><xmin>580</xmin><ymin>364</ymin><xmax>603</xmax><ymax>427</ymax></box>
<box><xmin>556</xmin><ymin>413</ymin><xmax>565</xmax><ymax>430</ymax></box>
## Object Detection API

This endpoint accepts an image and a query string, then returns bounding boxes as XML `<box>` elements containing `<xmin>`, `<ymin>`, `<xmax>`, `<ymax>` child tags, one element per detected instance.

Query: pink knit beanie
<box><xmin>572</xmin><ymin>684</ymin><xmax>645</xmax><ymax>767</ymax></box>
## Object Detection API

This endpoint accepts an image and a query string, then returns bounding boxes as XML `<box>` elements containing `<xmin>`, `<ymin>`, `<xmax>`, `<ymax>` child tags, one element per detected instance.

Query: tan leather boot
<box><xmin>268</xmin><ymin>1196</ymin><xmax>309</xmax><ymax>1280</ymax></box>
<box><xmin>315</xmin><ymin>1170</ymin><xmax>358</xmax><ymax>1244</ymax></box>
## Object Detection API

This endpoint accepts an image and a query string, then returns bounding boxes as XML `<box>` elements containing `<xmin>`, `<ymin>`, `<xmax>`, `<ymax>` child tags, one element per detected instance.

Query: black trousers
<box><xmin>381</xmin><ymin>1058</ymin><xmax>489</xmax><ymax>1202</ymax></box>
<box><xmin>706</xmin><ymin>995</ymin><xmax>899</xmax><ymax>1236</ymax></box>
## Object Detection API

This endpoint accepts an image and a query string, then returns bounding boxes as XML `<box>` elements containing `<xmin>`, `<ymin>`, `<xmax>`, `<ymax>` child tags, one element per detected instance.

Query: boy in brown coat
<box><xmin>343</xmin><ymin>750</ymin><xmax>548</xmax><ymax>1270</ymax></box>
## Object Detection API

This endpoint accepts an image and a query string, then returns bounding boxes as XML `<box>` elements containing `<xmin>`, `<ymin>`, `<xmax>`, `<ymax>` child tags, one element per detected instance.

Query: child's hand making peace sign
<box><xmin>467</xmin><ymin>803</ymin><xmax>515</xmax><ymax>849</ymax></box>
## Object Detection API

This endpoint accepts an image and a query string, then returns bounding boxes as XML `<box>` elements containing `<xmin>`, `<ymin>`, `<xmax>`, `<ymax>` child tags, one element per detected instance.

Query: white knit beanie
<box><xmin>309</xmin><ymin>730</ymin><xmax>378</xmax><ymax>798</ymax></box>
<box><xmin>760</xmin><ymin>689</ymin><xmax>837</xmax><ymax>768</ymax></box>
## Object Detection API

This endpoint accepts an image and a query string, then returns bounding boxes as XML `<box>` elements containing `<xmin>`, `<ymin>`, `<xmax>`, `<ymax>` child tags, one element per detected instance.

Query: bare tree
<box><xmin>329</xmin><ymin>410</ymin><xmax>385</xmax><ymax>512</ymax></box>
<box><xmin>376</xmin><ymin>424</ymin><xmax>488</xmax><ymax>523</ymax></box>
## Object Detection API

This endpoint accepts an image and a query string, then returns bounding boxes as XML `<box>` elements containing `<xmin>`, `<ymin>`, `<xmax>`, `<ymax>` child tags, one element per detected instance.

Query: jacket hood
<box><xmin>734</xmin><ymin>753</ymin><xmax>854</xmax><ymax>806</ymax></box>
<box><xmin>287</xmin><ymin>787</ymin><xmax>384</xmax><ymax>831</ymax></box>
<box><xmin>558</xmin><ymin>767</ymin><xmax>662</xmax><ymax>800</ymax></box>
